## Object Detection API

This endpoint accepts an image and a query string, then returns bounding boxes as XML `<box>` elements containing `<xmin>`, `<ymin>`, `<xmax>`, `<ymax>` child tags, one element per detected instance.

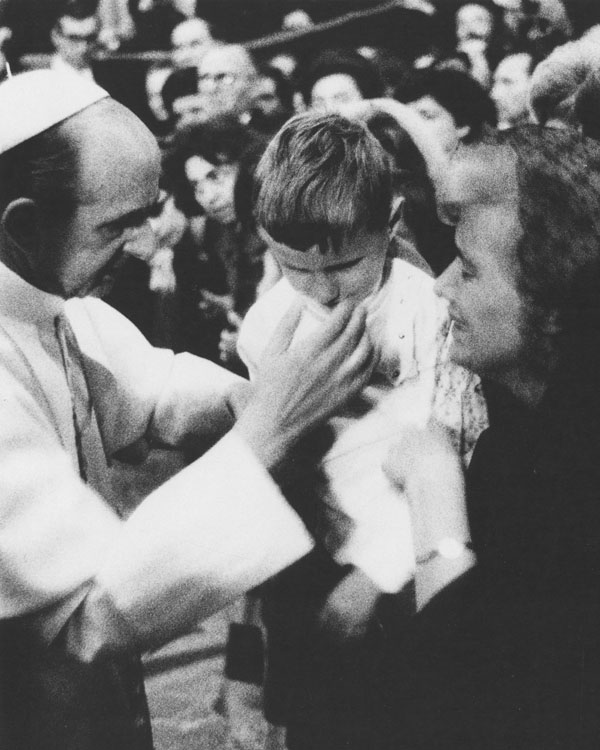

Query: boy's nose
<box><xmin>312</xmin><ymin>274</ymin><xmax>339</xmax><ymax>306</ymax></box>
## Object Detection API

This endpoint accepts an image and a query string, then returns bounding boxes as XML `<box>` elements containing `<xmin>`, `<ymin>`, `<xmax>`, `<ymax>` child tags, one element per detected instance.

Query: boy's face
<box><xmin>263</xmin><ymin>227</ymin><xmax>389</xmax><ymax>308</ymax></box>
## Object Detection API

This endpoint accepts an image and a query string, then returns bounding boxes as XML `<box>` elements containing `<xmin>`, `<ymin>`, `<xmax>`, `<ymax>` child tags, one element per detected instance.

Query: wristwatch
<box><xmin>416</xmin><ymin>537</ymin><xmax>474</xmax><ymax>566</ymax></box>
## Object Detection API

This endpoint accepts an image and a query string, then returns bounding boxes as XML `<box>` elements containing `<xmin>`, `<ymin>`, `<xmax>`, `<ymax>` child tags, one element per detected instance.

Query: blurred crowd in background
<box><xmin>1</xmin><ymin>0</ymin><xmax>599</xmax><ymax>377</ymax></box>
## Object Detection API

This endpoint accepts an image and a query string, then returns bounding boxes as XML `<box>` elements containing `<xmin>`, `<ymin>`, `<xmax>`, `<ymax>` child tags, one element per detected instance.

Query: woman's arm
<box><xmin>384</xmin><ymin>422</ymin><xmax>476</xmax><ymax>609</ymax></box>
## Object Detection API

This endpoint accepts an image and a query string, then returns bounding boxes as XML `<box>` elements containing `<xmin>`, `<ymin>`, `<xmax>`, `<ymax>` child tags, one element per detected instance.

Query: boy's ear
<box><xmin>1</xmin><ymin>198</ymin><xmax>41</xmax><ymax>258</ymax></box>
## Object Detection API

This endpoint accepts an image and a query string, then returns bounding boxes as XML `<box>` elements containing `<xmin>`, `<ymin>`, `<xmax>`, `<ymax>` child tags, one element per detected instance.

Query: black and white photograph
<box><xmin>1</xmin><ymin>1</ymin><xmax>600</xmax><ymax>748</ymax></box>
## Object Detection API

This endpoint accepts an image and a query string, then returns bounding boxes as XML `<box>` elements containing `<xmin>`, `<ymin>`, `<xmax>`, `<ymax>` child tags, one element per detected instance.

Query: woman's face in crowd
<box><xmin>408</xmin><ymin>95</ymin><xmax>468</xmax><ymax>154</ymax></box>
<box><xmin>310</xmin><ymin>74</ymin><xmax>364</xmax><ymax>113</ymax></box>
<box><xmin>435</xmin><ymin>151</ymin><xmax>530</xmax><ymax>388</ymax></box>
<box><xmin>185</xmin><ymin>155</ymin><xmax>238</xmax><ymax>225</ymax></box>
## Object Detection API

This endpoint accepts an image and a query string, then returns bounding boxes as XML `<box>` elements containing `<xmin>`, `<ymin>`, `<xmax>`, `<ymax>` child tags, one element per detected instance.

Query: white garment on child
<box><xmin>238</xmin><ymin>259</ymin><xmax>487</xmax><ymax>593</ymax></box>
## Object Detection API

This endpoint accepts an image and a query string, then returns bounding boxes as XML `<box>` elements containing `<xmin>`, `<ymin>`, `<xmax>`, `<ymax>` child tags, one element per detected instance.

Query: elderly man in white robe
<box><xmin>0</xmin><ymin>70</ymin><xmax>375</xmax><ymax>750</ymax></box>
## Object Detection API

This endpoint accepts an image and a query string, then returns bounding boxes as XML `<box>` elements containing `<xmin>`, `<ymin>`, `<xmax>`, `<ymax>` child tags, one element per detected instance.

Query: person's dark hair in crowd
<box><xmin>395</xmin><ymin>68</ymin><xmax>497</xmax><ymax>152</ymax></box>
<box><xmin>164</xmin><ymin>115</ymin><xmax>270</xmax><ymax>365</ymax></box>
<box><xmin>126</xmin><ymin>0</ymin><xmax>189</xmax><ymax>50</ymax></box>
<box><xmin>365</xmin><ymin>109</ymin><xmax>457</xmax><ymax>276</ymax></box>
<box><xmin>299</xmin><ymin>48</ymin><xmax>384</xmax><ymax>112</ymax></box>
<box><xmin>160</xmin><ymin>65</ymin><xmax>198</xmax><ymax>127</ymax></box>
<box><xmin>165</xmin><ymin>114</ymin><xmax>250</xmax><ymax>216</ymax></box>
<box><xmin>248</xmin><ymin>62</ymin><xmax>294</xmax><ymax>135</ymax></box>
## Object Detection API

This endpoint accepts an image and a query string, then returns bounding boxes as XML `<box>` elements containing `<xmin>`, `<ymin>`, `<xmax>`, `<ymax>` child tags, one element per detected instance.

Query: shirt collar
<box><xmin>0</xmin><ymin>260</ymin><xmax>65</xmax><ymax>324</ymax></box>
<box><xmin>51</xmin><ymin>55</ymin><xmax>95</xmax><ymax>82</ymax></box>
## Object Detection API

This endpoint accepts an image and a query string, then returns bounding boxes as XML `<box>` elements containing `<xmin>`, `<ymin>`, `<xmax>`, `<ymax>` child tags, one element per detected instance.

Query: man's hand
<box><xmin>235</xmin><ymin>300</ymin><xmax>376</xmax><ymax>470</ymax></box>
<box><xmin>318</xmin><ymin>567</ymin><xmax>381</xmax><ymax>643</ymax></box>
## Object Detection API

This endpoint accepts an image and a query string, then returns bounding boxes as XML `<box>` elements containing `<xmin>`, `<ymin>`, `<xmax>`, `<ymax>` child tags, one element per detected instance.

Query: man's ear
<box><xmin>1</xmin><ymin>198</ymin><xmax>41</xmax><ymax>257</ymax></box>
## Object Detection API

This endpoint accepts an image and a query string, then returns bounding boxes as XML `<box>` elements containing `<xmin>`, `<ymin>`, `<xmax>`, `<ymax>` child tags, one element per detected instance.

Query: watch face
<box><xmin>438</xmin><ymin>537</ymin><xmax>467</xmax><ymax>559</ymax></box>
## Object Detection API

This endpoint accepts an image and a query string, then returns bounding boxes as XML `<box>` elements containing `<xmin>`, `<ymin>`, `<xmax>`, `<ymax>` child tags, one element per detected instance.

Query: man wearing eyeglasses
<box><xmin>50</xmin><ymin>6</ymin><xmax>99</xmax><ymax>82</ymax></box>
<box><xmin>195</xmin><ymin>44</ymin><xmax>259</xmax><ymax>124</ymax></box>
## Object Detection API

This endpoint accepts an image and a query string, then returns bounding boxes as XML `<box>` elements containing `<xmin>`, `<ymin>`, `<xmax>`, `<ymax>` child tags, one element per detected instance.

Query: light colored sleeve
<box><xmin>5</xmin><ymin>384</ymin><xmax>313</xmax><ymax>658</ymax></box>
<box><xmin>4</xmin><ymin>300</ymin><xmax>314</xmax><ymax>660</ymax></box>
<box><xmin>68</xmin><ymin>298</ymin><xmax>244</xmax><ymax>455</ymax></box>
<box><xmin>65</xmin><ymin>429</ymin><xmax>314</xmax><ymax>657</ymax></box>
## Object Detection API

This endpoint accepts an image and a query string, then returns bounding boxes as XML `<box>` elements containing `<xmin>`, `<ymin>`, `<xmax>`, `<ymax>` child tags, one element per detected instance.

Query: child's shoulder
<box><xmin>386</xmin><ymin>258</ymin><xmax>440</xmax><ymax>314</ymax></box>
<box><xmin>388</xmin><ymin>257</ymin><xmax>435</xmax><ymax>293</ymax></box>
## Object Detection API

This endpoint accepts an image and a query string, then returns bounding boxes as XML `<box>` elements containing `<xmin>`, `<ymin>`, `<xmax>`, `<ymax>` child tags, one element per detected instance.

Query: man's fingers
<box><xmin>264</xmin><ymin>299</ymin><xmax>303</xmax><ymax>355</ymax></box>
<box><xmin>341</xmin><ymin>325</ymin><xmax>378</xmax><ymax>387</ymax></box>
<box><xmin>319</xmin><ymin>299</ymin><xmax>356</xmax><ymax>344</ymax></box>
<box><xmin>306</xmin><ymin>301</ymin><xmax>365</xmax><ymax>358</ymax></box>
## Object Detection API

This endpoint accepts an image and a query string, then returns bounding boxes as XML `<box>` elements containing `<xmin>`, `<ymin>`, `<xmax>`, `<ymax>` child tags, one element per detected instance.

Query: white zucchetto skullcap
<box><xmin>0</xmin><ymin>70</ymin><xmax>109</xmax><ymax>155</ymax></box>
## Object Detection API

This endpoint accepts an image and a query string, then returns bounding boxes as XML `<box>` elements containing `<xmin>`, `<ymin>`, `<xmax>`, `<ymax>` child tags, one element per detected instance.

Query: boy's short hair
<box><xmin>254</xmin><ymin>112</ymin><xmax>392</xmax><ymax>252</ymax></box>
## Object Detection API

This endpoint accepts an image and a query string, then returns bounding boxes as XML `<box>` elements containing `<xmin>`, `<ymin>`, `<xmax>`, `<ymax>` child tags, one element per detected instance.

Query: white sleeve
<box><xmin>90</xmin><ymin>429</ymin><xmax>313</xmax><ymax>652</ymax></box>
<box><xmin>11</xmin><ymin>415</ymin><xmax>313</xmax><ymax>657</ymax></box>
<box><xmin>68</xmin><ymin>298</ymin><xmax>244</xmax><ymax>455</ymax></box>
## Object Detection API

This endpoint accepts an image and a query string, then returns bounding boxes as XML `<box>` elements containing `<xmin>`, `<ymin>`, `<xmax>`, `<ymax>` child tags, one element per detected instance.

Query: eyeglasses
<box><xmin>60</xmin><ymin>31</ymin><xmax>98</xmax><ymax>44</ymax></box>
<box><xmin>198</xmin><ymin>72</ymin><xmax>237</xmax><ymax>89</ymax></box>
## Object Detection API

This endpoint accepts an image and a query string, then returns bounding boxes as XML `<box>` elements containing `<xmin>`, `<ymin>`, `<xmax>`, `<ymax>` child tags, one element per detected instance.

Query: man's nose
<box><xmin>123</xmin><ymin>220</ymin><xmax>157</xmax><ymax>262</ymax></box>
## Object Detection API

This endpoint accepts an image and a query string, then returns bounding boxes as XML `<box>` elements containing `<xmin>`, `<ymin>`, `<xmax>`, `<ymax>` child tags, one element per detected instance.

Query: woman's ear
<box><xmin>1</xmin><ymin>198</ymin><xmax>40</xmax><ymax>257</ymax></box>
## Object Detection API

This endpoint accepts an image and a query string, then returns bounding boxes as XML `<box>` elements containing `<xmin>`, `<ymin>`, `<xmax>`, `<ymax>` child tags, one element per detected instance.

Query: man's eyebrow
<box><xmin>102</xmin><ymin>201</ymin><xmax>160</xmax><ymax>229</ymax></box>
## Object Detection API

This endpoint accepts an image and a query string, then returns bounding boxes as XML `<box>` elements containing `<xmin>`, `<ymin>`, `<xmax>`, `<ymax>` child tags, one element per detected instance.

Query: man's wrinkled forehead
<box><xmin>438</xmin><ymin>145</ymin><xmax>519</xmax><ymax>223</ymax></box>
